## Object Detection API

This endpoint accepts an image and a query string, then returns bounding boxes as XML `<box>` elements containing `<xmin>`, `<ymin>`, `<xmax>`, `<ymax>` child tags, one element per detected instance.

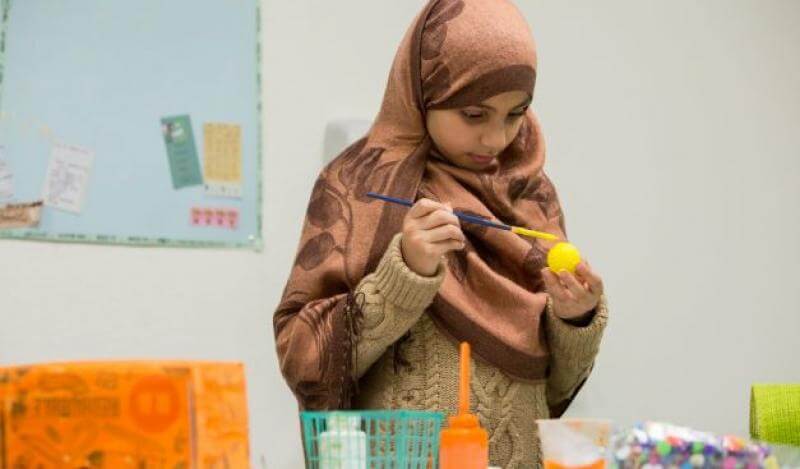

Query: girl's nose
<box><xmin>480</xmin><ymin>124</ymin><xmax>507</xmax><ymax>153</ymax></box>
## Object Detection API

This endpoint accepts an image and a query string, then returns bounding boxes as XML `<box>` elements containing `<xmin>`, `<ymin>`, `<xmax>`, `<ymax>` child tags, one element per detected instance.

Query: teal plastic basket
<box><xmin>301</xmin><ymin>410</ymin><xmax>445</xmax><ymax>468</ymax></box>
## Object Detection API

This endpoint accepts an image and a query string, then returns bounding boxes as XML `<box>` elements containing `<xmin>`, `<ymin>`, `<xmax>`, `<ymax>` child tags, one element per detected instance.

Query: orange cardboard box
<box><xmin>0</xmin><ymin>361</ymin><xmax>249</xmax><ymax>469</ymax></box>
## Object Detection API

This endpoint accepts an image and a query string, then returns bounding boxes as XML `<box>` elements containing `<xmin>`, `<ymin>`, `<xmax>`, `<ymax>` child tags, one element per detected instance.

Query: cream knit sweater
<box><xmin>349</xmin><ymin>233</ymin><xmax>607</xmax><ymax>468</ymax></box>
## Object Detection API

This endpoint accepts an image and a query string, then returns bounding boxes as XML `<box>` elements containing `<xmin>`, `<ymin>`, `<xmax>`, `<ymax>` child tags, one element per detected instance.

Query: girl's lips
<box><xmin>468</xmin><ymin>153</ymin><xmax>495</xmax><ymax>165</ymax></box>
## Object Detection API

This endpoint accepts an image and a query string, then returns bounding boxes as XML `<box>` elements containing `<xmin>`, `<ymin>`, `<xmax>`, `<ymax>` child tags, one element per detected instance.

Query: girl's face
<box><xmin>426</xmin><ymin>90</ymin><xmax>531</xmax><ymax>171</ymax></box>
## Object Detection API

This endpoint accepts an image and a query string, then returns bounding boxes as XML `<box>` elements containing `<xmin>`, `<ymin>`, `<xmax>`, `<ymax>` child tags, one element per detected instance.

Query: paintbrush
<box><xmin>366</xmin><ymin>192</ymin><xmax>559</xmax><ymax>242</ymax></box>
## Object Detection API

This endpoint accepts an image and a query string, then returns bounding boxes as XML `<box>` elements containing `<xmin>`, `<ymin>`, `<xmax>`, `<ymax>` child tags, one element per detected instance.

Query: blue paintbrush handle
<box><xmin>453</xmin><ymin>212</ymin><xmax>510</xmax><ymax>231</ymax></box>
<box><xmin>366</xmin><ymin>192</ymin><xmax>414</xmax><ymax>208</ymax></box>
<box><xmin>366</xmin><ymin>192</ymin><xmax>511</xmax><ymax>231</ymax></box>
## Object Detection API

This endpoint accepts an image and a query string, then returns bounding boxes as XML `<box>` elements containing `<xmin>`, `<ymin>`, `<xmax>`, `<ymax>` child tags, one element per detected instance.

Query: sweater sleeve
<box><xmin>352</xmin><ymin>232</ymin><xmax>446</xmax><ymax>377</ymax></box>
<box><xmin>544</xmin><ymin>294</ymin><xmax>608</xmax><ymax>411</ymax></box>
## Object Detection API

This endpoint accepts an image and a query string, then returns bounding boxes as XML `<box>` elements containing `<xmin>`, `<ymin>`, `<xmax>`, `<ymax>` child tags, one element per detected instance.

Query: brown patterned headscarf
<box><xmin>274</xmin><ymin>0</ymin><xmax>569</xmax><ymax>412</ymax></box>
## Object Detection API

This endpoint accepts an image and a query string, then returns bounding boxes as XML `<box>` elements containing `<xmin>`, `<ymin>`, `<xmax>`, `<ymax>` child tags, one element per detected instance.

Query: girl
<box><xmin>274</xmin><ymin>0</ymin><xmax>607</xmax><ymax>466</ymax></box>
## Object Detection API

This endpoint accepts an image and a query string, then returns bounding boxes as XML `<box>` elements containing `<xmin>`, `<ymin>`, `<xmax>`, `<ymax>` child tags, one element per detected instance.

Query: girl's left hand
<box><xmin>541</xmin><ymin>262</ymin><xmax>604</xmax><ymax>321</ymax></box>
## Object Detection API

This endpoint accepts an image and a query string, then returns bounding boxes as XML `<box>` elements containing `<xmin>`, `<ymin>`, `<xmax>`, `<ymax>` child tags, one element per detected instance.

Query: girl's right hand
<box><xmin>400</xmin><ymin>198</ymin><xmax>466</xmax><ymax>277</ymax></box>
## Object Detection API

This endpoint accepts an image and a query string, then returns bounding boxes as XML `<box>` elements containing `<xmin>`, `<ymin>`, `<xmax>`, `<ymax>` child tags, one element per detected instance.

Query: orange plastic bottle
<box><xmin>439</xmin><ymin>342</ymin><xmax>489</xmax><ymax>469</ymax></box>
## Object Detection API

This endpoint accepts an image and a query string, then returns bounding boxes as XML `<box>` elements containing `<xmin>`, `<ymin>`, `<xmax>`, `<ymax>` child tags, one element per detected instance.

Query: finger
<box><xmin>575</xmin><ymin>262</ymin><xmax>604</xmax><ymax>295</ymax></box>
<box><xmin>542</xmin><ymin>266</ymin><xmax>566</xmax><ymax>289</ymax></box>
<box><xmin>559</xmin><ymin>271</ymin><xmax>587</xmax><ymax>299</ymax></box>
<box><xmin>574</xmin><ymin>262</ymin><xmax>591</xmax><ymax>282</ymax></box>
<box><xmin>407</xmin><ymin>198</ymin><xmax>444</xmax><ymax>219</ymax></box>
<box><xmin>424</xmin><ymin>224</ymin><xmax>466</xmax><ymax>244</ymax></box>
<box><xmin>573</xmin><ymin>262</ymin><xmax>591</xmax><ymax>289</ymax></box>
<box><xmin>432</xmin><ymin>239</ymin><xmax>466</xmax><ymax>255</ymax></box>
<box><xmin>418</xmin><ymin>208</ymin><xmax>460</xmax><ymax>230</ymax></box>
<box><xmin>541</xmin><ymin>268</ymin><xmax>556</xmax><ymax>290</ymax></box>
<box><xmin>542</xmin><ymin>269</ymin><xmax>571</xmax><ymax>302</ymax></box>
<box><xmin>540</xmin><ymin>267</ymin><xmax>559</xmax><ymax>289</ymax></box>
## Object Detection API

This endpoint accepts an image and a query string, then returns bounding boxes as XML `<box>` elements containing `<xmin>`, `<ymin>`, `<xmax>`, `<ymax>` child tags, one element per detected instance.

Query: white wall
<box><xmin>1</xmin><ymin>1</ymin><xmax>798</xmax><ymax>468</ymax></box>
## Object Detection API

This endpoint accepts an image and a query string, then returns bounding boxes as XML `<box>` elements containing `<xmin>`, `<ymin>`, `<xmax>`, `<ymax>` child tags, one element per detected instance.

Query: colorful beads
<box><xmin>610</xmin><ymin>422</ymin><xmax>772</xmax><ymax>468</ymax></box>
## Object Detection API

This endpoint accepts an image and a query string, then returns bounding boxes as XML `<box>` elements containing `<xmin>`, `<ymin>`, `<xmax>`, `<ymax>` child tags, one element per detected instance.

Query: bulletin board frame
<box><xmin>0</xmin><ymin>0</ymin><xmax>264</xmax><ymax>250</ymax></box>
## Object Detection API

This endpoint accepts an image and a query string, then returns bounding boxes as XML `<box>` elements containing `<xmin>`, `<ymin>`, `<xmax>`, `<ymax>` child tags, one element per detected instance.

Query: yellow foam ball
<box><xmin>547</xmin><ymin>242</ymin><xmax>581</xmax><ymax>273</ymax></box>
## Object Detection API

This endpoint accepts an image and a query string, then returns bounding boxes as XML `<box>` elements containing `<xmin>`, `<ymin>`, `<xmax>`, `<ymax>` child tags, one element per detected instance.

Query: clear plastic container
<box><xmin>318</xmin><ymin>413</ymin><xmax>367</xmax><ymax>469</ymax></box>
<box><xmin>536</xmin><ymin>418</ymin><xmax>612</xmax><ymax>469</ymax></box>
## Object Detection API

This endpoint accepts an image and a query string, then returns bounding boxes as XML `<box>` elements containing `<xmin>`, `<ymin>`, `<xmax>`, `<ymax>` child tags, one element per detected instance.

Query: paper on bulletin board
<box><xmin>161</xmin><ymin>115</ymin><xmax>203</xmax><ymax>190</ymax></box>
<box><xmin>41</xmin><ymin>143</ymin><xmax>94</xmax><ymax>214</ymax></box>
<box><xmin>203</xmin><ymin>123</ymin><xmax>242</xmax><ymax>198</ymax></box>
<box><xmin>191</xmin><ymin>206</ymin><xmax>239</xmax><ymax>230</ymax></box>
<box><xmin>0</xmin><ymin>201</ymin><xmax>42</xmax><ymax>229</ymax></box>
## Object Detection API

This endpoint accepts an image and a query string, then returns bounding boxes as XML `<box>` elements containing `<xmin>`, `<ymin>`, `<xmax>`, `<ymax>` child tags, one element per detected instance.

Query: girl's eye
<box><xmin>461</xmin><ymin>110</ymin><xmax>485</xmax><ymax>120</ymax></box>
<box><xmin>507</xmin><ymin>106</ymin><xmax>529</xmax><ymax>119</ymax></box>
